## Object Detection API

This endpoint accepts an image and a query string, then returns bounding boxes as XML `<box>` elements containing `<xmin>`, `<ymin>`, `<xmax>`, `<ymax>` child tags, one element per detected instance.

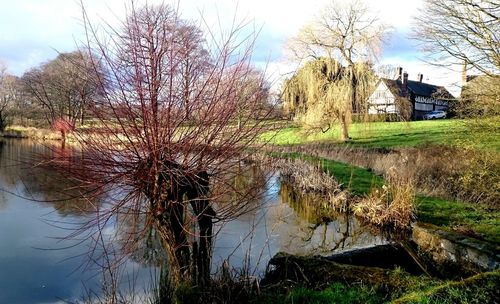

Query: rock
<box><xmin>412</xmin><ymin>222</ymin><xmax>500</xmax><ymax>277</ymax></box>
<box><xmin>261</xmin><ymin>252</ymin><xmax>428</xmax><ymax>292</ymax></box>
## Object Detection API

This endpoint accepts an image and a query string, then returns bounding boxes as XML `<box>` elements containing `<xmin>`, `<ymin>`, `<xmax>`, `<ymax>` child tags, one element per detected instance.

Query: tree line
<box><xmin>0</xmin><ymin>48</ymin><xmax>273</xmax><ymax>140</ymax></box>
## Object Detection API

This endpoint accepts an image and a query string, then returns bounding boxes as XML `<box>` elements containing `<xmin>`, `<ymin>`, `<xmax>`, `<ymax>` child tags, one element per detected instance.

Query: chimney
<box><xmin>397</xmin><ymin>67</ymin><xmax>403</xmax><ymax>81</ymax></box>
<box><xmin>417</xmin><ymin>73</ymin><xmax>423</xmax><ymax>83</ymax></box>
<box><xmin>402</xmin><ymin>72</ymin><xmax>409</xmax><ymax>97</ymax></box>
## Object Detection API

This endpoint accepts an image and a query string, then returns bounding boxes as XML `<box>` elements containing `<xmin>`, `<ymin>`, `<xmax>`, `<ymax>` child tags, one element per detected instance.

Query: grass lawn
<box><xmin>416</xmin><ymin>196</ymin><xmax>500</xmax><ymax>244</ymax></box>
<box><xmin>262</xmin><ymin>118</ymin><xmax>500</xmax><ymax>150</ymax></box>
<box><xmin>255</xmin><ymin>269</ymin><xmax>499</xmax><ymax>304</ymax></box>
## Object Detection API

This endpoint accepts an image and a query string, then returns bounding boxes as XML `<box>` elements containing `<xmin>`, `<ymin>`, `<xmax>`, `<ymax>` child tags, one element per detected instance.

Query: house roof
<box><xmin>380</xmin><ymin>78</ymin><xmax>454</xmax><ymax>100</ymax></box>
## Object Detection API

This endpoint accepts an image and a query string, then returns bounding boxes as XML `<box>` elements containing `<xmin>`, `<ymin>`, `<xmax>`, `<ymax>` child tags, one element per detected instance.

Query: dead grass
<box><xmin>2</xmin><ymin>125</ymin><xmax>62</xmax><ymax>140</ymax></box>
<box><xmin>353</xmin><ymin>168</ymin><xmax>416</xmax><ymax>230</ymax></box>
<box><xmin>269</xmin><ymin>143</ymin><xmax>499</xmax><ymax>208</ymax></box>
<box><xmin>271</xmin><ymin>158</ymin><xmax>349</xmax><ymax>212</ymax></box>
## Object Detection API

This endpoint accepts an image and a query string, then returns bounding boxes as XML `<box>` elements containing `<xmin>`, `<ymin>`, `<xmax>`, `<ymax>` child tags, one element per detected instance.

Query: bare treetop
<box><xmin>414</xmin><ymin>0</ymin><xmax>499</xmax><ymax>76</ymax></box>
<box><xmin>289</xmin><ymin>0</ymin><xmax>389</xmax><ymax>64</ymax></box>
<box><xmin>43</xmin><ymin>1</ymin><xmax>273</xmax><ymax>287</ymax></box>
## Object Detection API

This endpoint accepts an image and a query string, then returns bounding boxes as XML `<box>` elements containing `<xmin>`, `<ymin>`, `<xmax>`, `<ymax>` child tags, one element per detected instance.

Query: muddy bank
<box><xmin>261</xmin><ymin>251</ymin><xmax>431</xmax><ymax>292</ymax></box>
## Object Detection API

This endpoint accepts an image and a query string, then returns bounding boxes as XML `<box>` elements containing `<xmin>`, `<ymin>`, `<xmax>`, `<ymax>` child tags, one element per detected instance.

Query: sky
<box><xmin>0</xmin><ymin>0</ymin><xmax>463</xmax><ymax>96</ymax></box>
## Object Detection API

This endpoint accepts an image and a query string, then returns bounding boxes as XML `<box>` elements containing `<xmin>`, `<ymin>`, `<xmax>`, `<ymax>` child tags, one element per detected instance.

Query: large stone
<box><xmin>412</xmin><ymin>222</ymin><xmax>500</xmax><ymax>276</ymax></box>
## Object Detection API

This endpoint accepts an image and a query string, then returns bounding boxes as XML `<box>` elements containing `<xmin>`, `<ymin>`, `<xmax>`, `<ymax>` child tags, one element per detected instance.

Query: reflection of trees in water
<box><xmin>114</xmin><ymin>163</ymin><xmax>269</xmax><ymax>262</ymax></box>
<box><xmin>0</xmin><ymin>139</ymin><xmax>6</xmax><ymax>210</ymax></box>
<box><xmin>0</xmin><ymin>139</ymin><xmax>99</xmax><ymax>216</ymax></box>
<box><xmin>96</xmin><ymin>162</ymin><xmax>270</xmax><ymax>300</ymax></box>
<box><xmin>213</xmin><ymin>163</ymin><xmax>268</xmax><ymax>222</ymax></box>
<box><xmin>278</xmin><ymin>182</ymin><xmax>385</xmax><ymax>255</ymax></box>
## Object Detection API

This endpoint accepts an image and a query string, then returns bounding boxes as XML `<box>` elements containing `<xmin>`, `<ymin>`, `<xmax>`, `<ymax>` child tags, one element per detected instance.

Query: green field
<box><xmin>262</xmin><ymin>118</ymin><xmax>500</xmax><ymax>150</ymax></box>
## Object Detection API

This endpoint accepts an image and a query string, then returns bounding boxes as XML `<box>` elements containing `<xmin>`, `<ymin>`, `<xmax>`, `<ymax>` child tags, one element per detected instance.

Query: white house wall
<box><xmin>367</xmin><ymin>82</ymin><xmax>397</xmax><ymax>114</ymax></box>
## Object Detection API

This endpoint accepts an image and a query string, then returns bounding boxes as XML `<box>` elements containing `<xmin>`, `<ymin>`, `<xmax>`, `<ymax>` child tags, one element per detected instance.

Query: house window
<box><xmin>415</xmin><ymin>102</ymin><xmax>433</xmax><ymax>111</ymax></box>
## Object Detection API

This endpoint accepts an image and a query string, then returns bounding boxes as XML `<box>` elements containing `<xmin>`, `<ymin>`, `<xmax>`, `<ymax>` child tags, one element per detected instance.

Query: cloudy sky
<box><xmin>0</xmin><ymin>0</ymin><xmax>463</xmax><ymax>95</ymax></box>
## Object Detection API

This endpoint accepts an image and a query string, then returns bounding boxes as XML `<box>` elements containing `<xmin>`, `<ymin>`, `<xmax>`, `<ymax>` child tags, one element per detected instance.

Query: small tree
<box><xmin>458</xmin><ymin>75</ymin><xmax>500</xmax><ymax>117</ymax></box>
<box><xmin>288</xmin><ymin>0</ymin><xmax>389</xmax><ymax>140</ymax></box>
<box><xmin>45</xmin><ymin>1</ymin><xmax>272</xmax><ymax>292</ymax></box>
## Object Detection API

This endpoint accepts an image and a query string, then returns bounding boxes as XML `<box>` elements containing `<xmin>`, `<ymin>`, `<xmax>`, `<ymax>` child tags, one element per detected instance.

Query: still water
<box><xmin>0</xmin><ymin>139</ymin><xmax>385</xmax><ymax>303</ymax></box>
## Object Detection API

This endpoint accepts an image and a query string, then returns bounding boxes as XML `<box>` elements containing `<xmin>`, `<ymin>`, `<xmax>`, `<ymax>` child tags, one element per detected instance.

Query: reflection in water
<box><xmin>272</xmin><ymin>180</ymin><xmax>386</xmax><ymax>256</ymax></box>
<box><xmin>211</xmin><ymin>173</ymin><xmax>386</xmax><ymax>276</ymax></box>
<box><xmin>0</xmin><ymin>139</ymin><xmax>99</xmax><ymax>215</ymax></box>
<box><xmin>0</xmin><ymin>139</ymin><xmax>151</xmax><ymax>304</ymax></box>
<box><xmin>0</xmin><ymin>139</ymin><xmax>388</xmax><ymax>303</ymax></box>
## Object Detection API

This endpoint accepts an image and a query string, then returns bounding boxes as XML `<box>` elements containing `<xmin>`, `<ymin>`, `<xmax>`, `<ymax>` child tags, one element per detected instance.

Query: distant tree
<box><xmin>177</xmin><ymin>23</ymin><xmax>211</xmax><ymax>120</ymax></box>
<box><xmin>22</xmin><ymin>51</ymin><xmax>101</xmax><ymax>140</ymax></box>
<box><xmin>45</xmin><ymin>2</ymin><xmax>272</xmax><ymax>293</ymax></box>
<box><xmin>0</xmin><ymin>65</ymin><xmax>21</xmax><ymax>131</ymax></box>
<box><xmin>234</xmin><ymin>68</ymin><xmax>270</xmax><ymax>129</ymax></box>
<box><xmin>458</xmin><ymin>75</ymin><xmax>500</xmax><ymax>117</ymax></box>
<box><xmin>288</xmin><ymin>0</ymin><xmax>389</xmax><ymax>140</ymax></box>
<box><xmin>414</xmin><ymin>0</ymin><xmax>499</xmax><ymax>76</ymax></box>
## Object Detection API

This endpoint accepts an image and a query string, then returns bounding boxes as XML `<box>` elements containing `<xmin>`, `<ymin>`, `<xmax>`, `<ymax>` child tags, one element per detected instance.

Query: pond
<box><xmin>0</xmin><ymin>139</ymin><xmax>386</xmax><ymax>303</ymax></box>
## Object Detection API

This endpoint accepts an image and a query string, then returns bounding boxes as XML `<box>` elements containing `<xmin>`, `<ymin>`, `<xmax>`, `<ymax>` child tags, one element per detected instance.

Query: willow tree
<box><xmin>282</xmin><ymin>58</ymin><xmax>377</xmax><ymax>139</ymax></box>
<box><xmin>288</xmin><ymin>0</ymin><xmax>389</xmax><ymax>140</ymax></box>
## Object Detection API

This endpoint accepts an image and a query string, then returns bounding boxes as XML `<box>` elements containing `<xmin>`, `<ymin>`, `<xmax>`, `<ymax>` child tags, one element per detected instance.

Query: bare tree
<box><xmin>44</xmin><ymin>1</ymin><xmax>272</xmax><ymax>292</ymax></box>
<box><xmin>22</xmin><ymin>51</ymin><xmax>101</xmax><ymax>140</ymax></box>
<box><xmin>413</xmin><ymin>0</ymin><xmax>499</xmax><ymax>76</ymax></box>
<box><xmin>0</xmin><ymin>65</ymin><xmax>21</xmax><ymax>131</ymax></box>
<box><xmin>288</xmin><ymin>0</ymin><xmax>389</xmax><ymax>140</ymax></box>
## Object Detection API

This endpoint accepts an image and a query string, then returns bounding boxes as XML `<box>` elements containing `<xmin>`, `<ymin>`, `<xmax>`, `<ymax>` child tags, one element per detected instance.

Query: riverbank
<box><xmin>268</xmin><ymin>151</ymin><xmax>499</xmax><ymax>244</ymax></box>
<box><xmin>254</xmin><ymin>120</ymin><xmax>500</xmax><ymax>303</ymax></box>
<box><xmin>0</xmin><ymin>125</ymin><xmax>62</xmax><ymax>140</ymax></box>
<box><xmin>254</xmin><ymin>253</ymin><xmax>500</xmax><ymax>304</ymax></box>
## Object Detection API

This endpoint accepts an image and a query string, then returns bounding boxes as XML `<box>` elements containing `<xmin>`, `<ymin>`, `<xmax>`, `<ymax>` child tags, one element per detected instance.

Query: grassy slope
<box><xmin>416</xmin><ymin>196</ymin><xmax>500</xmax><ymax>244</ymax></box>
<box><xmin>262</xmin><ymin>118</ymin><xmax>499</xmax><ymax>150</ymax></box>
<box><xmin>392</xmin><ymin>270</ymin><xmax>500</xmax><ymax>304</ymax></box>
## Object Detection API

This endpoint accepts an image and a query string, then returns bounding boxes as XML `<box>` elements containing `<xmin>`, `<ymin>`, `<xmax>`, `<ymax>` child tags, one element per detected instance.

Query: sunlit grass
<box><xmin>415</xmin><ymin>196</ymin><xmax>500</xmax><ymax>244</ymax></box>
<box><xmin>262</xmin><ymin>118</ymin><xmax>500</xmax><ymax>150</ymax></box>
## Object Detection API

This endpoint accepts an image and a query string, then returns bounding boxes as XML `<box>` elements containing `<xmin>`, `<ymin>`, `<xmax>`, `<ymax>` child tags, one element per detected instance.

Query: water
<box><xmin>0</xmin><ymin>139</ymin><xmax>385</xmax><ymax>303</ymax></box>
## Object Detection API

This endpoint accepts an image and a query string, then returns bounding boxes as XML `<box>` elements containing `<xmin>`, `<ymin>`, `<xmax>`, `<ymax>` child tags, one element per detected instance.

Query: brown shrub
<box><xmin>270</xmin><ymin>143</ymin><xmax>498</xmax><ymax>208</ymax></box>
<box><xmin>353</xmin><ymin>168</ymin><xmax>416</xmax><ymax>229</ymax></box>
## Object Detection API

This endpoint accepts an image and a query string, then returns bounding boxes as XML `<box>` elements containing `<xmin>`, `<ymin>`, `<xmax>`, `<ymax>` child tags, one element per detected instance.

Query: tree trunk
<box><xmin>194</xmin><ymin>203</ymin><xmax>215</xmax><ymax>286</ymax></box>
<box><xmin>339</xmin><ymin>113</ymin><xmax>349</xmax><ymax>141</ymax></box>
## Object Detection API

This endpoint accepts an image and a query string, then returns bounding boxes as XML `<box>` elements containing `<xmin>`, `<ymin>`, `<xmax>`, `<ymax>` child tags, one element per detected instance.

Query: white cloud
<box><xmin>1</xmin><ymin>0</ymin><xmax>460</xmax><ymax>95</ymax></box>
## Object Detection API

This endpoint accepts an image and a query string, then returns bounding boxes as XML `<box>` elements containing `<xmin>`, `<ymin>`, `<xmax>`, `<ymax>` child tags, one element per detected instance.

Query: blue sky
<box><xmin>0</xmin><ymin>0</ymin><xmax>463</xmax><ymax>96</ymax></box>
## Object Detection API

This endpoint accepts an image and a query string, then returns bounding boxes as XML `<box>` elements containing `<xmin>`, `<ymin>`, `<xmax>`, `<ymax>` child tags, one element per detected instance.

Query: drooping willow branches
<box><xmin>282</xmin><ymin>58</ymin><xmax>376</xmax><ymax>139</ymax></box>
